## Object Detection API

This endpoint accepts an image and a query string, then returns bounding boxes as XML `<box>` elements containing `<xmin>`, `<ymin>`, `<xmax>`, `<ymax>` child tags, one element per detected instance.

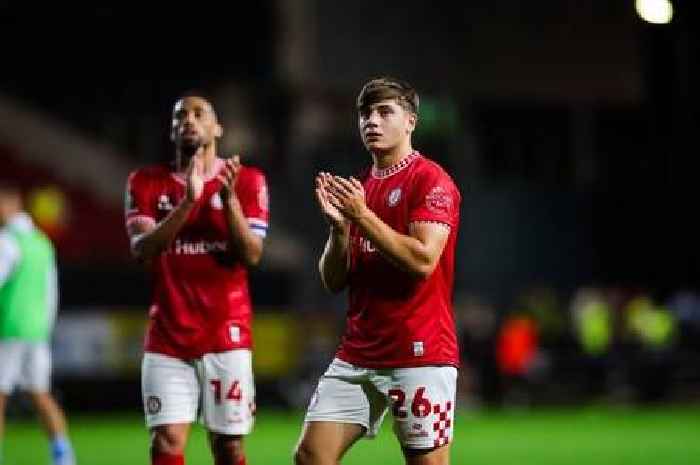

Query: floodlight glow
<box><xmin>635</xmin><ymin>0</ymin><xmax>674</xmax><ymax>25</ymax></box>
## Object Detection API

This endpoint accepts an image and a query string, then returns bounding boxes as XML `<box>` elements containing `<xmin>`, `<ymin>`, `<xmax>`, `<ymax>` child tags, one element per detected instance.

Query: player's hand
<box><xmin>217</xmin><ymin>155</ymin><xmax>242</xmax><ymax>199</ymax></box>
<box><xmin>316</xmin><ymin>172</ymin><xmax>349</xmax><ymax>233</ymax></box>
<box><xmin>326</xmin><ymin>175</ymin><xmax>367</xmax><ymax>222</ymax></box>
<box><xmin>186</xmin><ymin>156</ymin><xmax>204</xmax><ymax>202</ymax></box>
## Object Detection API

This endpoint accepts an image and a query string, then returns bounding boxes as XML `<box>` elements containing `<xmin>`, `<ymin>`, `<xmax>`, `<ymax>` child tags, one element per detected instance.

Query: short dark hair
<box><xmin>356</xmin><ymin>77</ymin><xmax>419</xmax><ymax>115</ymax></box>
<box><xmin>173</xmin><ymin>89</ymin><xmax>219</xmax><ymax>120</ymax></box>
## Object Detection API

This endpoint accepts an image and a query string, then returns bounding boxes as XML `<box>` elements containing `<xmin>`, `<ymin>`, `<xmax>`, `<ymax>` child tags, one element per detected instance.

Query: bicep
<box><xmin>248</xmin><ymin>231</ymin><xmax>264</xmax><ymax>251</ymax></box>
<box><xmin>408</xmin><ymin>221</ymin><xmax>450</xmax><ymax>262</ymax></box>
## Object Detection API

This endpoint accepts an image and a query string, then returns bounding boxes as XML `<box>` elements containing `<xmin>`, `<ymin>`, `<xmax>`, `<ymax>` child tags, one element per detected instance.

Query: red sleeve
<box><xmin>235</xmin><ymin>167</ymin><xmax>270</xmax><ymax>237</ymax></box>
<box><xmin>124</xmin><ymin>170</ymin><xmax>157</xmax><ymax>231</ymax></box>
<box><xmin>408</xmin><ymin>165</ymin><xmax>460</xmax><ymax>228</ymax></box>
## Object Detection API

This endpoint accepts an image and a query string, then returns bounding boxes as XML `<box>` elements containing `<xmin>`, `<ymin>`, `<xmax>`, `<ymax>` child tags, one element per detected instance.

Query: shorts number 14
<box><xmin>210</xmin><ymin>379</ymin><xmax>242</xmax><ymax>404</ymax></box>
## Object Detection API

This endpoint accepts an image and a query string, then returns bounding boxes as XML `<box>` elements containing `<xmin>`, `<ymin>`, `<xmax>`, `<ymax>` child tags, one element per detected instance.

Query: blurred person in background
<box><xmin>495</xmin><ymin>310</ymin><xmax>540</xmax><ymax>407</ymax></box>
<box><xmin>0</xmin><ymin>183</ymin><xmax>76</xmax><ymax>465</ymax></box>
<box><xmin>125</xmin><ymin>93</ymin><xmax>269</xmax><ymax>465</ymax></box>
<box><xmin>624</xmin><ymin>294</ymin><xmax>676</xmax><ymax>402</ymax></box>
<box><xmin>294</xmin><ymin>77</ymin><xmax>461</xmax><ymax>465</ymax></box>
<box><xmin>570</xmin><ymin>287</ymin><xmax>613</xmax><ymax>400</ymax></box>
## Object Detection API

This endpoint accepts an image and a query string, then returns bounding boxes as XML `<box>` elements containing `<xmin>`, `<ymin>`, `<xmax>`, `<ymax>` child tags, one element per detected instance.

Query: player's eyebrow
<box><xmin>360</xmin><ymin>103</ymin><xmax>396</xmax><ymax>115</ymax></box>
<box><xmin>173</xmin><ymin>103</ymin><xmax>212</xmax><ymax>118</ymax></box>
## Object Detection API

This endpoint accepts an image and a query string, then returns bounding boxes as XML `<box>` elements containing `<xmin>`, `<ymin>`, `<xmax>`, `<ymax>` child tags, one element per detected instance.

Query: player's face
<box><xmin>171</xmin><ymin>96</ymin><xmax>222</xmax><ymax>152</ymax></box>
<box><xmin>0</xmin><ymin>193</ymin><xmax>20</xmax><ymax>226</ymax></box>
<box><xmin>359</xmin><ymin>99</ymin><xmax>416</xmax><ymax>153</ymax></box>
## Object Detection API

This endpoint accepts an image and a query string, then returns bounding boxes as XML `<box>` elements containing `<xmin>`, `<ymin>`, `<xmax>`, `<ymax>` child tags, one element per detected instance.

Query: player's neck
<box><xmin>372</xmin><ymin>143</ymin><xmax>414</xmax><ymax>170</ymax></box>
<box><xmin>176</xmin><ymin>145</ymin><xmax>218</xmax><ymax>174</ymax></box>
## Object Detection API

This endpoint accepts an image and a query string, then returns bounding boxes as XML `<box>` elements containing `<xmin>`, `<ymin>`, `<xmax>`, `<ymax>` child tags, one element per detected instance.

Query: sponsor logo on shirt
<box><xmin>358</xmin><ymin>236</ymin><xmax>377</xmax><ymax>254</ymax></box>
<box><xmin>172</xmin><ymin>239</ymin><xmax>228</xmax><ymax>255</ymax></box>
<box><xmin>425</xmin><ymin>186</ymin><xmax>452</xmax><ymax>215</ymax></box>
<box><xmin>388</xmin><ymin>187</ymin><xmax>402</xmax><ymax>207</ymax></box>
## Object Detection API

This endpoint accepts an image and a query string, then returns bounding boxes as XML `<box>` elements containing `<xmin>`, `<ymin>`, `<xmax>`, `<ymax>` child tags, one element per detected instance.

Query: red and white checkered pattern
<box><xmin>432</xmin><ymin>400</ymin><xmax>452</xmax><ymax>447</ymax></box>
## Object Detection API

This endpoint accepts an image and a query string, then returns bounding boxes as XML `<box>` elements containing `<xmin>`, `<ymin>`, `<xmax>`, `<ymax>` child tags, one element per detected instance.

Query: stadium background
<box><xmin>1</xmin><ymin>1</ymin><xmax>699</xmax><ymax>463</ymax></box>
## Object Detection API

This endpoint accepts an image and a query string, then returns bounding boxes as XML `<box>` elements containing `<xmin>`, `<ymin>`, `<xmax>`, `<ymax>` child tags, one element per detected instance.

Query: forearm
<box><xmin>319</xmin><ymin>227</ymin><xmax>350</xmax><ymax>293</ymax></box>
<box><xmin>132</xmin><ymin>199</ymin><xmax>194</xmax><ymax>261</ymax></box>
<box><xmin>354</xmin><ymin>209</ymin><xmax>435</xmax><ymax>278</ymax></box>
<box><xmin>224</xmin><ymin>195</ymin><xmax>263</xmax><ymax>267</ymax></box>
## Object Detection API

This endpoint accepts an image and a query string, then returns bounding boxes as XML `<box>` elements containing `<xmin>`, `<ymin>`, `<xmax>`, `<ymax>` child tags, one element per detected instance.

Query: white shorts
<box><xmin>304</xmin><ymin>358</ymin><xmax>457</xmax><ymax>449</ymax></box>
<box><xmin>0</xmin><ymin>341</ymin><xmax>51</xmax><ymax>394</ymax></box>
<box><xmin>142</xmin><ymin>350</ymin><xmax>255</xmax><ymax>435</ymax></box>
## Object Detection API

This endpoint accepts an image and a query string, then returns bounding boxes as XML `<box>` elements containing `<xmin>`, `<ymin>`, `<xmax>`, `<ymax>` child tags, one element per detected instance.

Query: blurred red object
<box><xmin>496</xmin><ymin>315</ymin><xmax>539</xmax><ymax>376</ymax></box>
<box><xmin>1</xmin><ymin>145</ymin><xmax>130</xmax><ymax>264</ymax></box>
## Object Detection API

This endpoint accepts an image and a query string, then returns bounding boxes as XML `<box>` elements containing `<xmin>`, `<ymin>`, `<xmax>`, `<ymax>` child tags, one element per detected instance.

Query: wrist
<box><xmin>353</xmin><ymin>204</ymin><xmax>371</xmax><ymax>223</ymax></box>
<box><xmin>330</xmin><ymin>223</ymin><xmax>348</xmax><ymax>237</ymax></box>
<box><xmin>225</xmin><ymin>193</ymin><xmax>241</xmax><ymax>210</ymax></box>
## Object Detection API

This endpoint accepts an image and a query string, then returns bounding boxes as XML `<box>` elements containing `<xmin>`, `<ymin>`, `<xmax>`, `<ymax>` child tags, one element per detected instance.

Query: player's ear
<box><xmin>214</xmin><ymin>122</ymin><xmax>223</xmax><ymax>138</ymax></box>
<box><xmin>406</xmin><ymin>112</ymin><xmax>417</xmax><ymax>134</ymax></box>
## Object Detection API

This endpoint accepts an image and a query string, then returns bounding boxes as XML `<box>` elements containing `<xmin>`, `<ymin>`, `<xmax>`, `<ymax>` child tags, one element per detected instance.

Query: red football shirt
<box><xmin>125</xmin><ymin>158</ymin><xmax>269</xmax><ymax>359</ymax></box>
<box><xmin>336</xmin><ymin>152</ymin><xmax>461</xmax><ymax>368</ymax></box>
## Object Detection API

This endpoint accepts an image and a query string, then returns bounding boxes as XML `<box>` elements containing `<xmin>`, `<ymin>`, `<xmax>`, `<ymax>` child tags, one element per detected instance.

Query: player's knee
<box><xmin>29</xmin><ymin>392</ymin><xmax>58</xmax><ymax>412</ymax></box>
<box><xmin>402</xmin><ymin>445</ymin><xmax>449</xmax><ymax>465</ymax></box>
<box><xmin>211</xmin><ymin>434</ymin><xmax>244</xmax><ymax>464</ymax></box>
<box><xmin>151</xmin><ymin>426</ymin><xmax>187</xmax><ymax>455</ymax></box>
<box><xmin>293</xmin><ymin>439</ymin><xmax>325</xmax><ymax>465</ymax></box>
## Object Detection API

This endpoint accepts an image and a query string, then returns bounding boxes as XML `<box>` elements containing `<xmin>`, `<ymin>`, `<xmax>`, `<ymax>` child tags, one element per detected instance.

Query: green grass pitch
<box><xmin>4</xmin><ymin>406</ymin><xmax>700</xmax><ymax>464</ymax></box>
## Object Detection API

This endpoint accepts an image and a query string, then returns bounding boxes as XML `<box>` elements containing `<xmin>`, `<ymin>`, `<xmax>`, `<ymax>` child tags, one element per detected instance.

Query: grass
<box><xmin>3</xmin><ymin>406</ymin><xmax>700</xmax><ymax>464</ymax></box>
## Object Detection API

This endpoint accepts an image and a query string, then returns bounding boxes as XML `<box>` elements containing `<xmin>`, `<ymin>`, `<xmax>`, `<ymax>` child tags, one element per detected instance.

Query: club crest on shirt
<box><xmin>387</xmin><ymin>188</ymin><xmax>402</xmax><ymax>207</ymax></box>
<box><xmin>157</xmin><ymin>194</ymin><xmax>174</xmax><ymax>211</ymax></box>
<box><xmin>425</xmin><ymin>186</ymin><xmax>452</xmax><ymax>214</ymax></box>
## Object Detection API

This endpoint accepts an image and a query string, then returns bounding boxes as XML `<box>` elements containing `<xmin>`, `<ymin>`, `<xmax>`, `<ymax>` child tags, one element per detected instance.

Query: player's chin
<box><xmin>364</xmin><ymin>140</ymin><xmax>387</xmax><ymax>151</ymax></box>
<box><xmin>179</xmin><ymin>137</ymin><xmax>202</xmax><ymax>152</ymax></box>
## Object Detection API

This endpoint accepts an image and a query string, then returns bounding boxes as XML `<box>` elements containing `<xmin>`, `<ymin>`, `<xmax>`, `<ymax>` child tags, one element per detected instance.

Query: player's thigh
<box><xmin>0</xmin><ymin>341</ymin><xmax>25</xmax><ymax>394</ymax></box>
<box><xmin>198</xmin><ymin>349</ymin><xmax>255</xmax><ymax>435</ymax></box>
<box><xmin>142</xmin><ymin>352</ymin><xmax>199</xmax><ymax>427</ymax></box>
<box><xmin>378</xmin><ymin>366</ymin><xmax>457</xmax><ymax>450</ymax></box>
<box><xmin>22</xmin><ymin>342</ymin><xmax>51</xmax><ymax>393</ymax></box>
<box><xmin>304</xmin><ymin>358</ymin><xmax>388</xmax><ymax>437</ymax></box>
<box><xmin>295</xmin><ymin>420</ymin><xmax>365</xmax><ymax>465</ymax></box>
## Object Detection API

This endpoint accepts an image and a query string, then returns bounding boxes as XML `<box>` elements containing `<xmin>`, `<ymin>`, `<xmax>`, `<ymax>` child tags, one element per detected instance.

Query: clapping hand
<box><xmin>217</xmin><ymin>155</ymin><xmax>242</xmax><ymax>199</ymax></box>
<box><xmin>186</xmin><ymin>156</ymin><xmax>204</xmax><ymax>202</ymax></box>
<box><xmin>315</xmin><ymin>172</ymin><xmax>350</xmax><ymax>233</ymax></box>
<box><xmin>324</xmin><ymin>175</ymin><xmax>367</xmax><ymax>221</ymax></box>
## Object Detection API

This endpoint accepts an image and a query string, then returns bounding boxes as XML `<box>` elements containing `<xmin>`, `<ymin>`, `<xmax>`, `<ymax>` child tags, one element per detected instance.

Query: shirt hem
<box><xmin>336</xmin><ymin>353</ymin><xmax>460</xmax><ymax>369</ymax></box>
